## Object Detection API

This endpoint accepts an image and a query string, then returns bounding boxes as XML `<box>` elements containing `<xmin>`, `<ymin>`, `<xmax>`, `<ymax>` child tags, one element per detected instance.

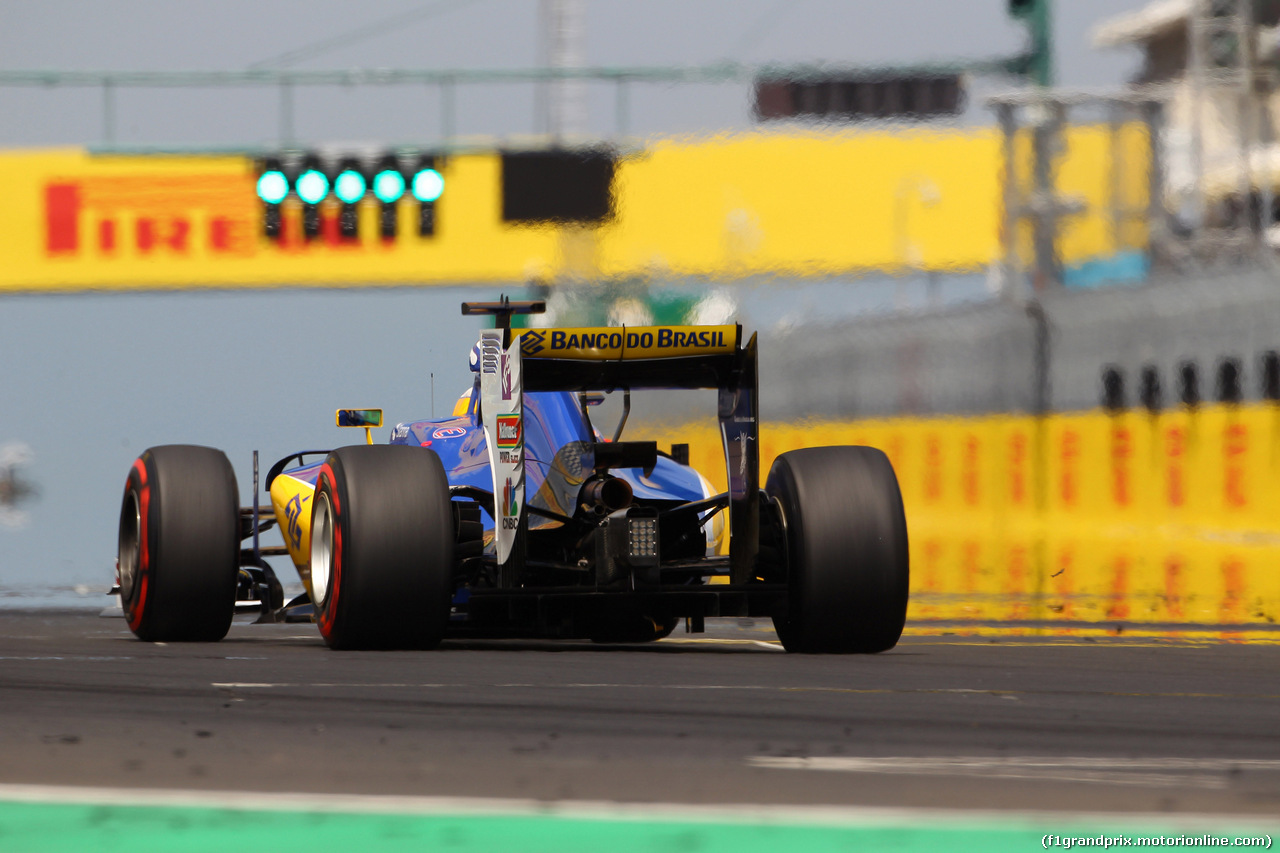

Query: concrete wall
<box><xmin>760</xmin><ymin>266</ymin><xmax>1280</xmax><ymax>420</ymax></box>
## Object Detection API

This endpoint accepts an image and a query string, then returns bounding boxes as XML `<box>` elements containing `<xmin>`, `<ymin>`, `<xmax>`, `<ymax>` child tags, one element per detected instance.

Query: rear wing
<box><xmin>518</xmin><ymin>325</ymin><xmax>744</xmax><ymax>392</ymax></box>
<box><xmin>463</xmin><ymin>298</ymin><xmax>744</xmax><ymax>391</ymax></box>
<box><xmin>464</xmin><ymin>299</ymin><xmax>759</xmax><ymax>583</ymax></box>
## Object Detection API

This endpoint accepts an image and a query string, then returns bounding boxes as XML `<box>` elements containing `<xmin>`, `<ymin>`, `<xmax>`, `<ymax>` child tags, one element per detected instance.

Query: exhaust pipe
<box><xmin>580</xmin><ymin>476</ymin><xmax>633</xmax><ymax>516</ymax></box>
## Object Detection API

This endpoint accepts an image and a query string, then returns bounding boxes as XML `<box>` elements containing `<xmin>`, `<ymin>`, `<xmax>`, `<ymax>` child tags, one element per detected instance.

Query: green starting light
<box><xmin>256</xmin><ymin>170</ymin><xmax>289</xmax><ymax>205</ymax></box>
<box><xmin>296</xmin><ymin>169</ymin><xmax>330</xmax><ymax>205</ymax></box>
<box><xmin>412</xmin><ymin>168</ymin><xmax>444</xmax><ymax>203</ymax></box>
<box><xmin>334</xmin><ymin>169</ymin><xmax>366</xmax><ymax>204</ymax></box>
<box><xmin>373</xmin><ymin>170</ymin><xmax>406</xmax><ymax>203</ymax></box>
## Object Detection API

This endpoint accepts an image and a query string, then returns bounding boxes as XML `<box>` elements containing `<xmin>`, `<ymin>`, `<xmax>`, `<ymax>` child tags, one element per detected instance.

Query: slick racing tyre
<box><xmin>767</xmin><ymin>446</ymin><xmax>909</xmax><ymax>653</ymax></box>
<box><xmin>118</xmin><ymin>445</ymin><xmax>240</xmax><ymax>642</ymax></box>
<box><xmin>311</xmin><ymin>445</ymin><xmax>455</xmax><ymax>650</ymax></box>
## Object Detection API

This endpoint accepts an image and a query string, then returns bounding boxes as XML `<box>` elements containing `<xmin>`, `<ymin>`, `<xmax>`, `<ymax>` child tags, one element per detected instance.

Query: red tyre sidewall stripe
<box><xmin>316</xmin><ymin>464</ymin><xmax>342</xmax><ymax>639</ymax></box>
<box><xmin>127</xmin><ymin>458</ymin><xmax>151</xmax><ymax>633</ymax></box>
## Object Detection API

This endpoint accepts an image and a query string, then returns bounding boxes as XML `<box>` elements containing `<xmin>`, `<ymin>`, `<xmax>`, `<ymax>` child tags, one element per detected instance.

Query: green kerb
<box><xmin>0</xmin><ymin>801</ymin><xmax>1046</xmax><ymax>853</ymax></box>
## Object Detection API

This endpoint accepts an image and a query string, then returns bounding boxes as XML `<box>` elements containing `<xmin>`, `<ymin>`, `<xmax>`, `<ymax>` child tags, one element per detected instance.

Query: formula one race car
<box><xmin>115</xmin><ymin>300</ymin><xmax>908</xmax><ymax>653</ymax></box>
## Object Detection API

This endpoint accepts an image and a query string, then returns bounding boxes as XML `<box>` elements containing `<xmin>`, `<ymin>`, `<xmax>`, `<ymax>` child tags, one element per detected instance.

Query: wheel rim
<box><xmin>118</xmin><ymin>490</ymin><xmax>141</xmax><ymax>601</ymax></box>
<box><xmin>310</xmin><ymin>491</ymin><xmax>333</xmax><ymax>607</ymax></box>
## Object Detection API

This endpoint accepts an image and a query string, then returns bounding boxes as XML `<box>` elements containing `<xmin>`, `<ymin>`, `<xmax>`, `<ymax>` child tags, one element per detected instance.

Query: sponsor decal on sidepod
<box><xmin>496</xmin><ymin>414</ymin><xmax>522</xmax><ymax>463</ymax></box>
<box><xmin>501</xmin><ymin>477</ymin><xmax>519</xmax><ymax>529</ymax></box>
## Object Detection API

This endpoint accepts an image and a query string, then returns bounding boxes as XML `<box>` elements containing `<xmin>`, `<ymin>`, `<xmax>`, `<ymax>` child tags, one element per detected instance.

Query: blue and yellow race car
<box><xmin>115</xmin><ymin>300</ymin><xmax>909</xmax><ymax>653</ymax></box>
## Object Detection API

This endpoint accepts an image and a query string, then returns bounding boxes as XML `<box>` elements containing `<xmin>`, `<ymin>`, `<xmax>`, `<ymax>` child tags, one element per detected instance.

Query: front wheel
<box><xmin>768</xmin><ymin>446</ymin><xmax>909</xmax><ymax>653</ymax></box>
<box><xmin>311</xmin><ymin>445</ymin><xmax>455</xmax><ymax>650</ymax></box>
<box><xmin>118</xmin><ymin>445</ymin><xmax>239</xmax><ymax>642</ymax></box>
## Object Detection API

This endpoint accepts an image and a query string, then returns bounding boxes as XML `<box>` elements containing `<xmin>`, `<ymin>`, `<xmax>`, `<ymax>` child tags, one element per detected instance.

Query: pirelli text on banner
<box><xmin>519</xmin><ymin>325</ymin><xmax>739</xmax><ymax>361</ymax></box>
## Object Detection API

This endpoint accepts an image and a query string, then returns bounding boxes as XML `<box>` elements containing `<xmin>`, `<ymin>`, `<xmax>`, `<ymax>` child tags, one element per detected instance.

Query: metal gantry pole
<box><xmin>1235</xmin><ymin>0</ymin><xmax>1257</xmax><ymax>238</ymax></box>
<box><xmin>1188</xmin><ymin>0</ymin><xmax>1208</xmax><ymax>237</ymax></box>
<box><xmin>102</xmin><ymin>79</ymin><xmax>116</xmax><ymax>147</ymax></box>
<box><xmin>441</xmin><ymin>77</ymin><xmax>456</xmax><ymax>145</ymax></box>
<box><xmin>1143</xmin><ymin>99</ymin><xmax>1168</xmax><ymax>264</ymax></box>
<box><xmin>614</xmin><ymin>77</ymin><xmax>630</xmax><ymax>139</ymax></box>
<box><xmin>1030</xmin><ymin>99</ymin><xmax>1064</xmax><ymax>291</ymax></box>
<box><xmin>279</xmin><ymin>80</ymin><xmax>295</xmax><ymax>147</ymax></box>
<box><xmin>997</xmin><ymin>102</ymin><xmax>1021</xmax><ymax>299</ymax></box>
<box><xmin>1107</xmin><ymin>99</ymin><xmax>1124</xmax><ymax>260</ymax></box>
<box><xmin>541</xmin><ymin>0</ymin><xmax>587</xmax><ymax>140</ymax></box>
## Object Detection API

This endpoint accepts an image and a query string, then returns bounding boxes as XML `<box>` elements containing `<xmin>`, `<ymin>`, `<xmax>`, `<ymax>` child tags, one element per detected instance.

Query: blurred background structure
<box><xmin>2</xmin><ymin>0</ymin><xmax>1279</xmax><ymax>629</ymax></box>
<box><xmin>0</xmin><ymin>443</ymin><xmax>36</xmax><ymax>530</ymax></box>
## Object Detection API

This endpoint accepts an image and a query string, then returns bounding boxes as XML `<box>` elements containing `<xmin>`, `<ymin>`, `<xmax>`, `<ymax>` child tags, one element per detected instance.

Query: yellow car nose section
<box><xmin>269</xmin><ymin>472</ymin><xmax>317</xmax><ymax>597</ymax></box>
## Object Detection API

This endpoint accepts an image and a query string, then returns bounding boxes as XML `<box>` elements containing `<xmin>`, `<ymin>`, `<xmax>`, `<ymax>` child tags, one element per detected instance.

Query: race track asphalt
<box><xmin>1</xmin><ymin>610</ymin><xmax>1279</xmax><ymax>817</ymax></box>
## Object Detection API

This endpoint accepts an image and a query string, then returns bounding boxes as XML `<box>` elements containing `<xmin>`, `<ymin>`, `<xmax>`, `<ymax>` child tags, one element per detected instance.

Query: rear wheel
<box><xmin>312</xmin><ymin>445</ymin><xmax>455</xmax><ymax>650</ymax></box>
<box><xmin>768</xmin><ymin>446</ymin><xmax>909</xmax><ymax>653</ymax></box>
<box><xmin>118</xmin><ymin>445</ymin><xmax>239</xmax><ymax>642</ymax></box>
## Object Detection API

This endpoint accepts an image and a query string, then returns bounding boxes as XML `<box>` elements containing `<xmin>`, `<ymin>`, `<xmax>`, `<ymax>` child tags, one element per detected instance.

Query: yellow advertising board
<box><xmin>0</xmin><ymin>148</ymin><xmax>556</xmax><ymax>290</ymax></box>
<box><xmin>0</xmin><ymin>126</ymin><xmax>1147</xmax><ymax>292</ymax></box>
<box><xmin>633</xmin><ymin>402</ymin><xmax>1280</xmax><ymax>634</ymax></box>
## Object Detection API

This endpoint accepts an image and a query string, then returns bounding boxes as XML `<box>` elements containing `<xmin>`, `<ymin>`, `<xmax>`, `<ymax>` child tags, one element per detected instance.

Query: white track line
<box><xmin>208</xmin><ymin>683</ymin><xmax>1265</xmax><ymax>699</ymax></box>
<box><xmin>746</xmin><ymin>756</ymin><xmax>1280</xmax><ymax>791</ymax></box>
<box><xmin>0</xmin><ymin>782</ymin><xmax>1275</xmax><ymax>830</ymax></box>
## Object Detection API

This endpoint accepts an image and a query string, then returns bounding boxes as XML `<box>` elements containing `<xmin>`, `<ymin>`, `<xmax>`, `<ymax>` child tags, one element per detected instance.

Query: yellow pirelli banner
<box><xmin>0</xmin><ymin>147</ymin><xmax>558</xmax><ymax>290</ymax></box>
<box><xmin>634</xmin><ymin>403</ymin><xmax>1280</xmax><ymax>635</ymax></box>
<box><xmin>0</xmin><ymin>125</ymin><xmax>1146</xmax><ymax>291</ymax></box>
